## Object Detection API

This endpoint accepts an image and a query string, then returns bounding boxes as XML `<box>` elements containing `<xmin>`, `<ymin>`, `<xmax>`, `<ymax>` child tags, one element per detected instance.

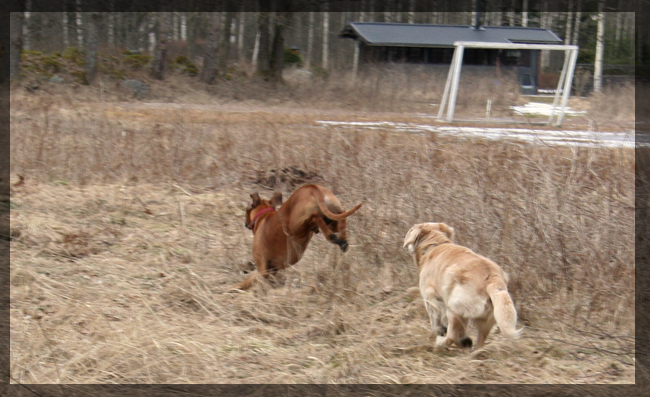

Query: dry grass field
<box><xmin>9</xmin><ymin>74</ymin><xmax>637</xmax><ymax>385</ymax></box>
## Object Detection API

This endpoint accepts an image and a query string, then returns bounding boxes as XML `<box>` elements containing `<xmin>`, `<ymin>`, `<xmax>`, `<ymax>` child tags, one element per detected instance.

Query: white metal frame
<box><xmin>437</xmin><ymin>41</ymin><xmax>579</xmax><ymax>126</ymax></box>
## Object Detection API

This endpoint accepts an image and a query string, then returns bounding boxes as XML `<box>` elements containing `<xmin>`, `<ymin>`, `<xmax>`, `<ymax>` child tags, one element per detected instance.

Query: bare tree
<box><xmin>565</xmin><ymin>0</ymin><xmax>574</xmax><ymax>45</ymax></box>
<box><xmin>151</xmin><ymin>12</ymin><xmax>172</xmax><ymax>81</ymax></box>
<box><xmin>572</xmin><ymin>0</ymin><xmax>582</xmax><ymax>45</ymax></box>
<box><xmin>305</xmin><ymin>12</ymin><xmax>314</xmax><ymax>69</ymax></box>
<box><xmin>614</xmin><ymin>1</ymin><xmax>623</xmax><ymax>54</ymax></box>
<box><xmin>408</xmin><ymin>0</ymin><xmax>415</xmax><ymax>23</ymax></box>
<box><xmin>322</xmin><ymin>7</ymin><xmax>329</xmax><ymax>70</ymax></box>
<box><xmin>181</xmin><ymin>13</ymin><xmax>187</xmax><ymax>41</ymax></box>
<box><xmin>540</xmin><ymin>1</ymin><xmax>550</xmax><ymax>70</ymax></box>
<box><xmin>201</xmin><ymin>12</ymin><xmax>222</xmax><ymax>84</ymax></box>
<box><xmin>107</xmin><ymin>13</ymin><xmax>115</xmax><ymax>46</ymax></box>
<box><xmin>63</xmin><ymin>11</ymin><xmax>69</xmax><ymax>49</ymax></box>
<box><xmin>251</xmin><ymin>30</ymin><xmax>260</xmax><ymax>72</ymax></box>
<box><xmin>257</xmin><ymin>10</ymin><xmax>271</xmax><ymax>77</ymax></box>
<box><xmin>23</xmin><ymin>0</ymin><xmax>31</xmax><ymax>51</ymax></box>
<box><xmin>187</xmin><ymin>13</ymin><xmax>197</xmax><ymax>60</ymax></box>
<box><xmin>75</xmin><ymin>0</ymin><xmax>83</xmax><ymax>48</ymax></box>
<box><xmin>10</xmin><ymin>12</ymin><xmax>24</xmax><ymax>81</ymax></box>
<box><xmin>522</xmin><ymin>0</ymin><xmax>529</xmax><ymax>27</ymax></box>
<box><xmin>269</xmin><ymin>12</ymin><xmax>290</xmax><ymax>83</ymax></box>
<box><xmin>218</xmin><ymin>11</ymin><xmax>235</xmax><ymax>75</ymax></box>
<box><xmin>593</xmin><ymin>0</ymin><xmax>605</xmax><ymax>93</ymax></box>
<box><xmin>237</xmin><ymin>8</ymin><xmax>246</xmax><ymax>63</ymax></box>
<box><xmin>172</xmin><ymin>12</ymin><xmax>179</xmax><ymax>41</ymax></box>
<box><xmin>638</xmin><ymin>10</ymin><xmax>643</xmax><ymax>64</ymax></box>
<box><xmin>83</xmin><ymin>13</ymin><xmax>101</xmax><ymax>85</ymax></box>
<box><xmin>508</xmin><ymin>0</ymin><xmax>516</xmax><ymax>26</ymax></box>
<box><xmin>471</xmin><ymin>0</ymin><xmax>477</xmax><ymax>26</ymax></box>
<box><xmin>147</xmin><ymin>14</ymin><xmax>156</xmax><ymax>55</ymax></box>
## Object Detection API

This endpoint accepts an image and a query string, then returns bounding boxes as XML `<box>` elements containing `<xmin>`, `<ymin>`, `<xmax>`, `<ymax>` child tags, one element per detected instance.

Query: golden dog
<box><xmin>232</xmin><ymin>184</ymin><xmax>362</xmax><ymax>291</ymax></box>
<box><xmin>404</xmin><ymin>223</ymin><xmax>523</xmax><ymax>349</ymax></box>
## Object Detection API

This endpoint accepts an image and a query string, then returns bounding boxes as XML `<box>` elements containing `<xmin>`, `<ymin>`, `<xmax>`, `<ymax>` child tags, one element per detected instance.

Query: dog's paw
<box><xmin>338</xmin><ymin>239</ymin><xmax>349</xmax><ymax>252</ymax></box>
<box><xmin>435</xmin><ymin>335</ymin><xmax>450</xmax><ymax>347</ymax></box>
<box><xmin>458</xmin><ymin>337</ymin><xmax>473</xmax><ymax>349</ymax></box>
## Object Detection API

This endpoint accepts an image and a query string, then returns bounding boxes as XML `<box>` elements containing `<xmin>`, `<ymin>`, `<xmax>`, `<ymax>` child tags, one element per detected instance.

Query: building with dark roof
<box><xmin>340</xmin><ymin>22</ymin><xmax>565</xmax><ymax>95</ymax></box>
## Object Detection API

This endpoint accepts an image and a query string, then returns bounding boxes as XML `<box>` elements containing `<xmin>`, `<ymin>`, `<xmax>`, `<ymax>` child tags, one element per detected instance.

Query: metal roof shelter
<box><xmin>341</xmin><ymin>22</ymin><xmax>577</xmax><ymax>126</ymax></box>
<box><xmin>340</xmin><ymin>22</ymin><xmax>564</xmax><ymax>47</ymax></box>
<box><xmin>439</xmin><ymin>42</ymin><xmax>579</xmax><ymax>127</ymax></box>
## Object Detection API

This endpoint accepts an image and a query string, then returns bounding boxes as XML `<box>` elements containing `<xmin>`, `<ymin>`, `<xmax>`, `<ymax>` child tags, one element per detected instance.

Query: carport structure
<box><xmin>438</xmin><ymin>41</ymin><xmax>580</xmax><ymax>127</ymax></box>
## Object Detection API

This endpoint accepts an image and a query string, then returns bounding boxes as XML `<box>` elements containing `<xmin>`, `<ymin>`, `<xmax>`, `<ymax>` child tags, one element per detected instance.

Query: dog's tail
<box><xmin>314</xmin><ymin>191</ymin><xmax>362</xmax><ymax>221</ymax></box>
<box><xmin>486</xmin><ymin>280</ymin><xmax>524</xmax><ymax>340</ymax></box>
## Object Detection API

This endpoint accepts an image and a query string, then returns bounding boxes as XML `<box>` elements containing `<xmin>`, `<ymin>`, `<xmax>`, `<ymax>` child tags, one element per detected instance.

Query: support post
<box><xmin>446</xmin><ymin>45</ymin><xmax>465</xmax><ymax>122</ymax></box>
<box><xmin>548</xmin><ymin>49</ymin><xmax>571</xmax><ymax>125</ymax></box>
<box><xmin>437</xmin><ymin>47</ymin><xmax>460</xmax><ymax>120</ymax></box>
<box><xmin>435</xmin><ymin>42</ymin><xmax>578</xmax><ymax>126</ymax></box>
<box><xmin>555</xmin><ymin>48</ymin><xmax>579</xmax><ymax>126</ymax></box>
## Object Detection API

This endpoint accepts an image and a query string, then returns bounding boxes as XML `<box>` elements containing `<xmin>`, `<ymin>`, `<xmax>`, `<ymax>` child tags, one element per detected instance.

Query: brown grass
<box><xmin>9</xmin><ymin>79</ymin><xmax>636</xmax><ymax>384</ymax></box>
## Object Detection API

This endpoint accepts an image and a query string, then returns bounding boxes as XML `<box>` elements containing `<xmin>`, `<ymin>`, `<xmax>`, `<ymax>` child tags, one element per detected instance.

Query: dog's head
<box><xmin>245</xmin><ymin>191</ymin><xmax>283</xmax><ymax>229</ymax></box>
<box><xmin>403</xmin><ymin>223</ymin><xmax>455</xmax><ymax>255</ymax></box>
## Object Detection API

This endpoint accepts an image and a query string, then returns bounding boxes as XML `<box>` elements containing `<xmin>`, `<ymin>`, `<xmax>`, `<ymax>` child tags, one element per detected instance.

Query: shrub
<box><xmin>42</xmin><ymin>56</ymin><xmax>63</xmax><ymax>73</ymax></box>
<box><xmin>123</xmin><ymin>54</ymin><xmax>153</xmax><ymax>71</ymax></box>
<box><xmin>284</xmin><ymin>48</ymin><xmax>303</xmax><ymax>67</ymax></box>
<box><xmin>173</xmin><ymin>55</ymin><xmax>199</xmax><ymax>76</ymax></box>
<box><xmin>63</xmin><ymin>47</ymin><xmax>85</xmax><ymax>66</ymax></box>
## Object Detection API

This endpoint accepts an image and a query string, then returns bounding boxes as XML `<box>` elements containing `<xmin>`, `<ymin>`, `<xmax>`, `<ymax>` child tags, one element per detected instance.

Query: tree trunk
<box><xmin>540</xmin><ymin>2</ymin><xmax>550</xmax><ymax>70</ymax></box>
<box><xmin>508</xmin><ymin>0</ymin><xmax>516</xmax><ymax>26</ymax></box>
<box><xmin>593</xmin><ymin>0</ymin><xmax>605</xmax><ymax>93</ymax></box>
<box><xmin>614</xmin><ymin>5</ymin><xmax>623</xmax><ymax>54</ymax></box>
<box><xmin>638</xmin><ymin>13</ymin><xmax>643</xmax><ymax>64</ymax></box>
<box><xmin>572</xmin><ymin>0</ymin><xmax>582</xmax><ymax>46</ymax></box>
<box><xmin>171</xmin><ymin>12</ymin><xmax>178</xmax><ymax>41</ymax></box>
<box><xmin>151</xmin><ymin>12</ymin><xmax>172</xmax><ymax>81</ymax></box>
<box><xmin>138</xmin><ymin>14</ymin><xmax>147</xmax><ymax>53</ymax></box>
<box><xmin>23</xmin><ymin>1</ymin><xmax>31</xmax><ymax>51</ymax></box>
<box><xmin>565</xmin><ymin>0</ymin><xmax>574</xmax><ymax>45</ymax></box>
<box><xmin>108</xmin><ymin>12</ymin><xmax>115</xmax><ymax>46</ymax></box>
<box><xmin>257</xmin><ymin>11</ymin><xmax>271</xmax><ymax>77</ymax></box>
<box><xmin>187</xmin><ymin>13</ymin><xmax>197</xmax><ymax>60</ymax></box>
<box><xmin>408</xmin><ymin>0</ymin><xmax>415</xmax><ymax>23</ymax></box>
<box><xmin>471</xmin><ymin>0</ymin><xmax>477</xmax><ymax>27</ymax></box>
<box><xmin>251</xmin><ymin>30</ymin><xmax>260</xmax><ymax>72</ymax></box>
<box><xmin>83</xmin><ymin>13</ymin><xmax>101</xmax><ymax>85</ymax></box>
<box><xmin>522</xmin><ymin>0</ymin><xmax>529</xmax><ymax>27</ymax></box>
<box><xmin>237</xmin><ymin>9</ymin><xmax>245</xmax><ymax>63</ymax></box>
<box><xmin>62</xmin><ymin>12</ymin><xmax>69</xmax><ymax>49</ymax></box>
<box><xmin>218</xmin><ymin>11</ymin><xmax>235</xmax><ymax>76</ymax></box>
<box><xmin>322</xmin><ymin>9</ymin><xmax>329</xmax><ymax>70</ymax></box>
<box><xmin>269</xmin><ymin>12</ymin><xmax>289</xmax><ymax>83</ymax></box>
<box><xmin>148</xmin><ymin>14</ymin><xmax>156</xmax><ymax>55</ymax></box>
<box><xmin>10</xmin><ymin>12</ymin><xmax>24</xmax><ymax>81</ymax></box>
<box><xmin>76</xmin><ymin>0</ymin><xmax>83</xmax><ymax>48</ymax></box>
<box><xmin>306</xmin><ymin>12</ymin><xmax>314</xmax><ymax>69</ymax></box>
<box><xmin>181</xmin><ymin>13</ymin><xmax>187</xmax><ymax>41</ymax></box>
<box><xmin>201</xmin><ymin>12</ymin><xmax>221</xmax><ymax>84</ymax></box>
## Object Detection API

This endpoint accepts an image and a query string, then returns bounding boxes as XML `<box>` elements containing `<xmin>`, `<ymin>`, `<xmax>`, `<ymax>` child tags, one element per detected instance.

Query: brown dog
<box><xmin>404</xmin><ymin>223</ymin><xmax>523</xmax><ymax>349</ymax></box>
<box><xmin>232</xmin><ymin>184</ymin><xmax>362</xmax><ymax>291</ymax></box>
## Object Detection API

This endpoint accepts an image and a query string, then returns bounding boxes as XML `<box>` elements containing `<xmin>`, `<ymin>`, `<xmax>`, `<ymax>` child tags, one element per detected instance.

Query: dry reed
<box><xmin>9</xmin><ymin>77</ymin><xmax>635</xmax><ymax>384</ymax></box>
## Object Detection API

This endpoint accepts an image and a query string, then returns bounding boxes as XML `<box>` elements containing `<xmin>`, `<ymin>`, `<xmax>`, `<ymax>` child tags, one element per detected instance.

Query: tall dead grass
<box><xmin>9</xmin><ymin>85</ymin><xmax>636</xmax><ymax>384</ymax></box>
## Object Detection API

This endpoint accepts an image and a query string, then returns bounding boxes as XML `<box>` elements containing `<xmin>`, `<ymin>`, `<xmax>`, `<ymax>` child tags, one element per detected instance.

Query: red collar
<box><xmin>249</xmin><ymin>207</ymin><xmax>276</xmax><ymax>229</ymax></box>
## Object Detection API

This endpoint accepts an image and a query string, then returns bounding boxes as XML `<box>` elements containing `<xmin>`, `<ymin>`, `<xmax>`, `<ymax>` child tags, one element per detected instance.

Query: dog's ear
<box><xmin>403</xmin><ymin>224</ymin><xmax>423</xmax><ymax>255</ymax></box>
<box><xmin>270</xmin><ymin>192</ymin><xmax>283</xmax><ymax>208</ymax></box>
<box><xmin>437</xmin><ymin>223</ymin><xmax>455</xmax><ymax>241</ymax></box>
<box><xmin>250</xmin><ymin>193</ymin><xmax>261</xmax><ymax>208</ymax></box>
